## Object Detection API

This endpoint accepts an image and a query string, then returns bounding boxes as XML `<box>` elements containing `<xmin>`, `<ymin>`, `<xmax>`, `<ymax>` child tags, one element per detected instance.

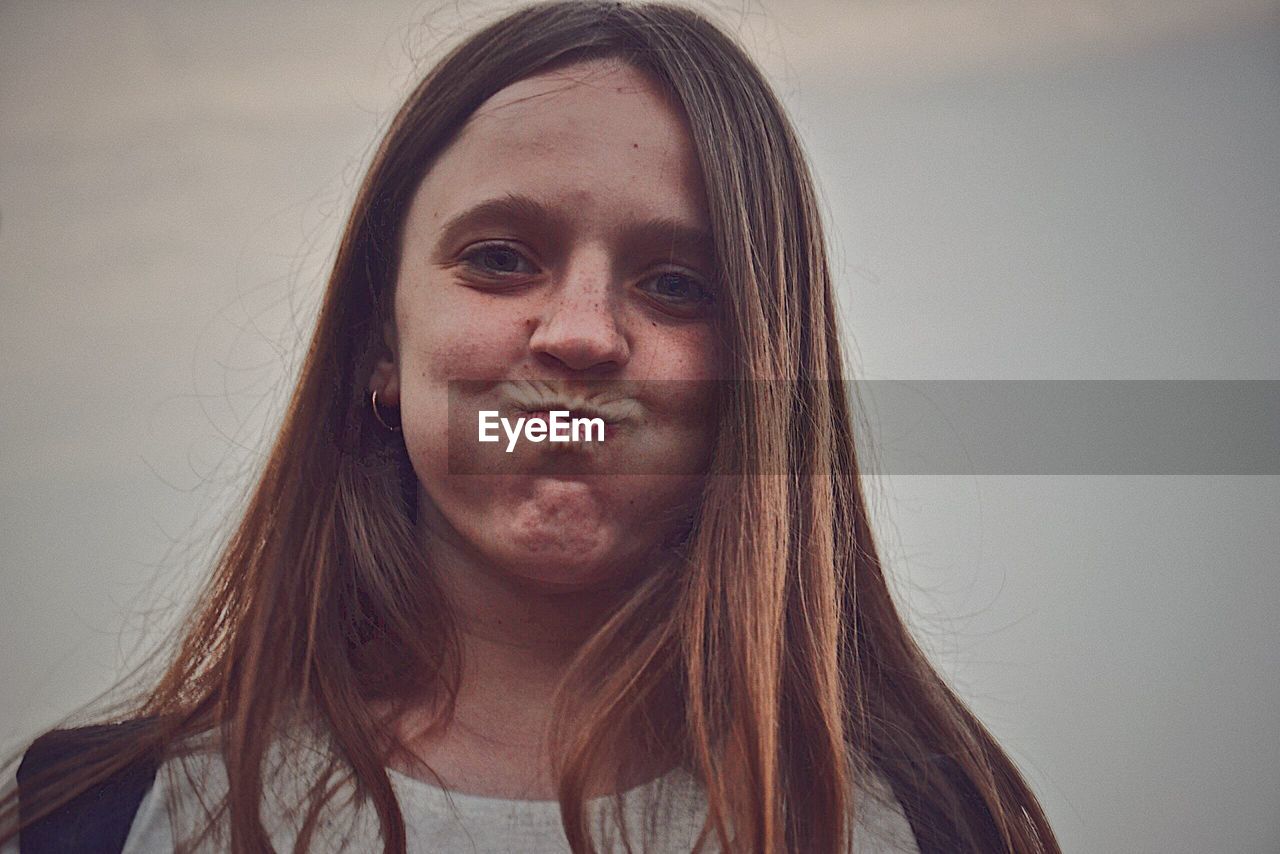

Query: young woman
<box><xmin>1</xmin><ymin>2</ymin><xmax>1060</xmax><ymax>852</ymax></box>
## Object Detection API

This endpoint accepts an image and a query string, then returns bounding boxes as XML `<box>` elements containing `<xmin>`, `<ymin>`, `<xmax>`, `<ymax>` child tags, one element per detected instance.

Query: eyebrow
<box><xmin>432</xmin><ymin>193</ymin><xmax>715</xmax><ymax>267</ymax></box>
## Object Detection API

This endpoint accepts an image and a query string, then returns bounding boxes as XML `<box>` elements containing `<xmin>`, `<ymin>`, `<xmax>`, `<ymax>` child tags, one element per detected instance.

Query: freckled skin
<box><xmin>371</xmin><ymin>60</ymin><xmax>723</xmax><ymax>591</ymax></box>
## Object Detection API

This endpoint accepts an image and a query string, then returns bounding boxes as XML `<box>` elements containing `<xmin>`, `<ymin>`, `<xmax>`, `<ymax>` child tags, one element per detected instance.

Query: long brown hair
<box><xmin>1</xmin><ymin>3</ymin><xmax>1059</xmax><ymax>852</ymax></box>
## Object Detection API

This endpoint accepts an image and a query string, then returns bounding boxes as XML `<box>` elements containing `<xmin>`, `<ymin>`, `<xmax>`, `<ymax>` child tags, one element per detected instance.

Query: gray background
<box><xmin>2</xmin><ymin>2</ymin><xmax>1277</xmax><ymax>851</ymax></box>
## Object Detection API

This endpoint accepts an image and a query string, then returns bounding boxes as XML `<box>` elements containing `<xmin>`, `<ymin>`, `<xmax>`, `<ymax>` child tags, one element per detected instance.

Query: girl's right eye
<box><xmin>460</xmin><ymin>243</ymin><xmax>537</xmax><ymax>277</ymax></box>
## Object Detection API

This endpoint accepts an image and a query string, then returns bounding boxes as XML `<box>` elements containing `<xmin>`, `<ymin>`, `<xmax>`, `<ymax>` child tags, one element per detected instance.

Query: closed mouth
<box><xmin>514</xmin><ymin>408</ymin><xmax>622</xmax><ymax>442</ymax></box>
<box><xmin>499</xmin><ymin>380</ymin><xmax>641</xmax><ymax>426</ymax></box>
<box><xmin>514</xmin><ymin>403</ymin><xmax>626</xmax><ymax>424</ymax></box>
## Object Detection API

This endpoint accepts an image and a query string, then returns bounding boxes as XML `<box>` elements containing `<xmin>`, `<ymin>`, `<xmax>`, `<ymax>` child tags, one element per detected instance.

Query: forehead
<box><xmin>409</xmin><ymin>60</ymin><xmax>708</xmax><ymax>237</ymax></box>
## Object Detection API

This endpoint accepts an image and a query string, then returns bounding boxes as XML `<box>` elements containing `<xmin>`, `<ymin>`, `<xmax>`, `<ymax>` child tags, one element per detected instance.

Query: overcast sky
<box><xmin>2</xmin><ymin>3</ymin><xmax>1277</xmax><ymax>852</ymax></box>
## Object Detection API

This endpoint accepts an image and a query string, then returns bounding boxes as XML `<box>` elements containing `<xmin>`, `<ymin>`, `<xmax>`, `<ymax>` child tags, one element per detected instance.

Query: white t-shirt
<box><xmin>2</xmin><ymin>724</ymin><xmax>921</xmax><ymax>853</ymax></box>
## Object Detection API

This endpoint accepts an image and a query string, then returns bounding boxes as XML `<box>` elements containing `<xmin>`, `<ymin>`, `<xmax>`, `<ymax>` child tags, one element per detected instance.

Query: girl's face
<box><xmin>373</xmin><ymin>59</ymin><xmax>722</xmax><ymax>590</ymax></box>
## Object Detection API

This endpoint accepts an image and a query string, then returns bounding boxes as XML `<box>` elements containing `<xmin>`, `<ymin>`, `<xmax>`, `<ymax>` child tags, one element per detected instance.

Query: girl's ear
<box><xmin>368</xmin><ymin>320</ymin><xmax>400</xmax><ymax>406</ymax></box>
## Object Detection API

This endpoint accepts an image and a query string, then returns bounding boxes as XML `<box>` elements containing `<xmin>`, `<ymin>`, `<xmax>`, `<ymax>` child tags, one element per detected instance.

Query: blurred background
<box><xmin>1</xmin><ymin>1</ymin><xmax>1277</xmax><ymax>851</ymax></box>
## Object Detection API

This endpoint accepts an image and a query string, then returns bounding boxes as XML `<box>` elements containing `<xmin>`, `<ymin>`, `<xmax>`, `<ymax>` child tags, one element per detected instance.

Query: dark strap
<box><xmin>16</xmin><ymin>720</ymin><xmax>161</xmax><ymax>854</ymax></box>
<box><xmin>897</xmin><ymin>753</ymin><xmax>1006</xmax><ymax>854</ymax></box>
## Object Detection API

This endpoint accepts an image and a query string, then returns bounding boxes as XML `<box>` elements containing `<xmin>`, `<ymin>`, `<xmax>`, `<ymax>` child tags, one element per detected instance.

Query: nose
<box><xmin>528</xmin><ymin>255</ymin><xmax>630</xmax><ymax>374</ymax></box>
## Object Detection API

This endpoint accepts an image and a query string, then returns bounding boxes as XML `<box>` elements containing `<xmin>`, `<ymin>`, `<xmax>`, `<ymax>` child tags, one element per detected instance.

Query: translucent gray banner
<box><xmin>852</xmin><ymin>380</ymin><xmax>1279</xmax><ymax>475</ymax></box>
<box><xmin>444</xmin><ymin>381</ymin><xmax>1280</xmax><ymax>475</ymax></box>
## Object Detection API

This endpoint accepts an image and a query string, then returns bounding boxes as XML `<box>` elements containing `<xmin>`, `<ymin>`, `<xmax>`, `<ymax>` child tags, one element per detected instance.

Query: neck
<box><xmin>383</xmin><ymin>507</ymin><xmax>650</xmax><ymax>798</ymax></box>
<box><xmin>438</xmin><ymin>538</ymin><xmax>628</xmax><ymax>746</ymax></box>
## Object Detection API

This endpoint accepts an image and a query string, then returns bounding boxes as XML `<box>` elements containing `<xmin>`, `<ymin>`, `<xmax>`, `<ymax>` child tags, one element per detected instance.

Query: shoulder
<box><xmin>13</xmin><ymin>719</ymin><xmax>162</xmax><ymax>854</ymax></box>
<box><xmin>608</xmin><ymin>762</ymin><xmax>921</xmax><ymax>853</ymax></box>
<box><xmin>133</xmin><ymin>719</ymin><xmax>377</xmax><ymax>852</ymax></box>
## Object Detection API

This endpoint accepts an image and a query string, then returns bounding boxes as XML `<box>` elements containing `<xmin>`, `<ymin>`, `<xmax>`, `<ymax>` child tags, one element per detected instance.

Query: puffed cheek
<box><xmin>426</xmin><ymin>331</ymin><xmax>525</xmax><ymax>381</ymax></box>
<box><xmin>649</xmin><ymin>327</ymin><xmax>722</xmax><ymax>380</ymax></box>
<box><xmin>400</xmin><ymin>417</ymin><xmax>451</xmax><ymax>483</ymax></box>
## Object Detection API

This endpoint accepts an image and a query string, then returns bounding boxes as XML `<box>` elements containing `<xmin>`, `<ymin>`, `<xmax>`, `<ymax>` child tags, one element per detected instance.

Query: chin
<box><xmin>487</xmin><ymin>526</ymin><xmax>627</xmax><ymax>591</ymax></box>
<box><xmin>419</xmin><ymin>476</ymin><xmax>671</xmax><ymax>592</ymax></box>
<box><xmin>502</xmin><ymin>561</ymin><xmax>620</xmax><ymax>592</ymax></box>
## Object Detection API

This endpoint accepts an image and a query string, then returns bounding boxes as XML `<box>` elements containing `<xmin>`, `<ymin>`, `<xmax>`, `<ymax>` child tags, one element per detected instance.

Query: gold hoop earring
<box><xmin>371</xmin><ymin>389</ymin><xmax>401</xmax><ymax>433</ymax></box>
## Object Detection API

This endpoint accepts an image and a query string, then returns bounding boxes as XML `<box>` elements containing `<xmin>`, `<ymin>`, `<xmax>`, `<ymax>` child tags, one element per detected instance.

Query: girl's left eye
<box><xmin>639</xmin><ymin>272</ymin><xmax>714</xmax><ymax>306</ymax></box>
<box><xmin>461</xmin><ymin>243</ymin><xmax>537</xmax><ymax>276</ymax></box>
